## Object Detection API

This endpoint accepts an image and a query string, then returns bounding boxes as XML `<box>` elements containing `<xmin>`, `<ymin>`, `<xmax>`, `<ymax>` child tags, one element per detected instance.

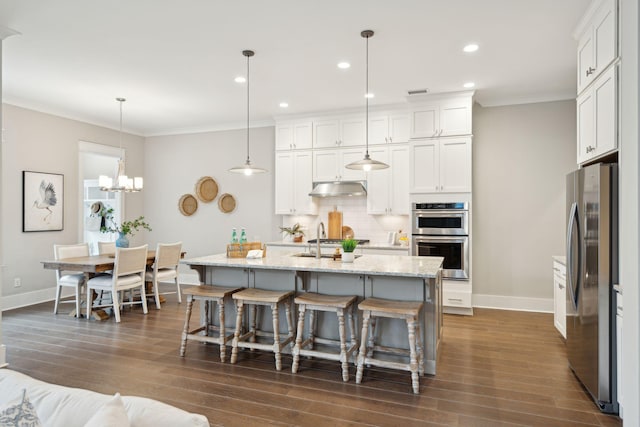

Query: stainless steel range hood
<box><xmin>308</xmin><ymin>181</ymin><xmax>367</xmax><ymax>198</ymax></box>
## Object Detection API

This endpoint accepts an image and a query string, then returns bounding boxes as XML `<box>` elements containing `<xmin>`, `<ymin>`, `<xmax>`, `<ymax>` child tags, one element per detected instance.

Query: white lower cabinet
<box><xmin>410</xmin><ymin>137</ymin><xmax>472</xmax><ymax>193</ymax></box>
<box><xmin>366</xmin><ymin>144</ymin><xmax>410</xmax><ymax>215</ymax></box>
<box><xmin>442</xmin><ymin>280</ymin><xmax>472</xmax><ymax>314</ymax></box>
<box><xmin>313</xmin><ymin>148</ymin><xmax>366</xmax><ymax>182</ymax></box>
<box><xmin>275</xmin><ymin>151</ymin><xmax>317</xmax><ymax>215</ymax></box>
<box><xmin>553</xmin><ymin>260</ymin><xmax>567</xmax><ymax>338</ymax></box>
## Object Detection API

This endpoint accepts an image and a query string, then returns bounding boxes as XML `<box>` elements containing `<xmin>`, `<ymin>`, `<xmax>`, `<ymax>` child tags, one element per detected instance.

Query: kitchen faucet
<box><xmin>316</xmin><ymin>222</ymin><xmax>326</xmax><ymax>259</ymax></box>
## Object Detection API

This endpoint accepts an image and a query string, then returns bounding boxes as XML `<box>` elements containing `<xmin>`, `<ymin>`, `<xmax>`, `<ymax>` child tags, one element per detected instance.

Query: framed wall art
<box><xmin>22</xmin><ymin>171</ymin><xmax>64</xmax><ymax>232</ymax></box>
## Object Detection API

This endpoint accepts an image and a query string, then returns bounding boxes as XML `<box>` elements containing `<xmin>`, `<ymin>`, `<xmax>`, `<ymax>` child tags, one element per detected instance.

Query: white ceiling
<box><xmin>0</xmin><ymin>0</ymin><xmax>591</xmax><ymax>137</ymax></box>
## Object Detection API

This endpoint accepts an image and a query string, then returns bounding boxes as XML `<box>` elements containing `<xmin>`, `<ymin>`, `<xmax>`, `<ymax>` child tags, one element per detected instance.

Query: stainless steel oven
<box><xmin>411</xmin><ymin>202</ymin><xmax>469</xmax><ymax>280</ymax></box>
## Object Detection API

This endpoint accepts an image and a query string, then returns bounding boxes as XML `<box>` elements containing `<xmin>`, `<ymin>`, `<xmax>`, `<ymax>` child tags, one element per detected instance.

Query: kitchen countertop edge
<box><xmin>266</xmin><ymin>241</ymin><xmax>409</xmax><ymax>251</ymax></box>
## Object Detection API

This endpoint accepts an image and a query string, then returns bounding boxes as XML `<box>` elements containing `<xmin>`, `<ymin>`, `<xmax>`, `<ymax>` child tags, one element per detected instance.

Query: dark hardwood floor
<box><xmin>2</xmin><ymin>297</ymin><xmax>622</xmax><ymax>426</ymax></box>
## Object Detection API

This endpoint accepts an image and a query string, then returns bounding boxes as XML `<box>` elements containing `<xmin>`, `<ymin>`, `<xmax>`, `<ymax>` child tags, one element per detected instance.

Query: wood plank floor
<box><xmin>2</xmin><ymin>297</ymin><xmax>622</xmax><ymax>427</ymax></box>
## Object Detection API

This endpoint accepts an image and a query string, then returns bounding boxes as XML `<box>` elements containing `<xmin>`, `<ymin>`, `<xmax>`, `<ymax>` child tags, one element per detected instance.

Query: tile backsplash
<box><xmin>281</xmin><ymin>197</ymin><xmax>410</xmax><ymax>244</ymax></box>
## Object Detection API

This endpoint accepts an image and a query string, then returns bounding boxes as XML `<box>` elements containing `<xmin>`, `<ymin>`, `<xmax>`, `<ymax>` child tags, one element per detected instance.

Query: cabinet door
<box><xmin>577</xmin><ymin>89</ymin><xmax>595</xmax><ymax>164</ymax></box>
<box><xmin>389</xmin><ymin>114</ymin><xmax>410</xmax><ymax>143</ymax></box>
<box><xmin>440</xmin><ymin>137</ymin><xmax>472</xmax><ymax>192</ymax></box>
<box><xmin>292</xmin><ymin>151</ymin><xmax>317</xmax><ymax>214</ymax></box>
<box><xmin>593</xmin><ymin>66</ymin><xmax>617</xmax><ymax>158</ymax></box>
<box><xmin>340</xmin><ymin>117</ymin><xmax>366</xmax><ymax>146</ymax></box>
<box><xmin>410</xmin><ymin>140</ymin><xmax>439</xmax><ymax>193</ymax></box>
<box><xmin>369</xmin><ymin>116</ymin><xmax>389</xmax><ymax>145</ymax></box>
<box><xmin>366</xmin><ymin>147</ymin><xmax>390</xmax><ymax>214</ymax></box>
<box><xmin>293</xmin><ymin>122</ymin><xmax>313</xmax><ymax>149</ymax></box>
<box><xmin>340</xmin><ymin>149</ymin><xmax>367</xmax><ymax>181</ymax></box>
<box><xmin>616</xmin><ymin>312</ymin><xmax>623</xmax><ymax>411</ymax></box>
<box><xmin>389</xmin><ymin>145</ymin><xmax>410</xmax><ymax>214</ymax></box>
<box><xmin>274</xmin><ymin>152</ymin><xmax>294</xmax><ymax>214</ymax></box>
<box><xmin>410</xmin><ymin>105</ymin><xmax>439</xmax><ymax>138</ymax></box>
<box><xmin>440</xmin><ymin>100</ymin><xmax>471</xmax><ymax>136</ymax></box>
<box><xmin>593</xmin><ymin>0</ymin><xmax>617</xmax><ymax>78</ymax></box>
<box><xmin>313</xmin><ymin>150</ymin><xmax>339</xmax><ymax>181</ymax></box>
<box><xmin>276</xmin><ymin>124</ymin><xmax>294</xmax><ymax>151</ymax></box>
<box><xmin>314</xmin><ymin>120</ymin><xmax>340</xmax><ymax>148</ymax></box>
<box><xmin>577</xmin><ymin>29</ymin><xmax>595</xmax><ymax>94</ymax></box>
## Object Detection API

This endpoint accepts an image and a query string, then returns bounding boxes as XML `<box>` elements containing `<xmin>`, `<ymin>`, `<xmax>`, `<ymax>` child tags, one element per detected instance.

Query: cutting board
<box><xmin>328</xmin><ymin>210</ymin><xmax>343</xmax><ymax>239</ymax></box>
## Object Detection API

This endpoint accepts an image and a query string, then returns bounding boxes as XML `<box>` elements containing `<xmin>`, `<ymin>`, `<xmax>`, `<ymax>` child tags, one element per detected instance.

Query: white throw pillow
<box><xmin>0</xmin><ymin>389</ymin><xmax>43</xmax><ymax>427</ymax></box>
<box><xmin>83</xmin><ymin>393</ymin><xmax>130</xmax><ymax>427</ymax></box>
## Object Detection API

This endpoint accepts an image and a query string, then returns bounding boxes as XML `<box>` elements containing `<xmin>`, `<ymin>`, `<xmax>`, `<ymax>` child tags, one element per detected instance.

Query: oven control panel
<box><xmin>413</xmin><ymin>202</ymin><xmax>468</xmax><ymax>210</ymax></box>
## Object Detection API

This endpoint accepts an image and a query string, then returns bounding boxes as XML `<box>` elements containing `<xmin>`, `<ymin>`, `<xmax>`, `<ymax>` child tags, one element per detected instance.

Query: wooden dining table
<box><xmin>41</xmin><ymin>250</ymin><xmax>186</xmax><ymax>319</ymax></box>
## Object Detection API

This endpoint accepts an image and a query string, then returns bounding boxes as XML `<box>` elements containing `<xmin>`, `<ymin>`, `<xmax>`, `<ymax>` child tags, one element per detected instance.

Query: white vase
<box><xmin>342</xmin><ymin>252</ymin><xmax>355</xmax><ymax>263</ymax></box>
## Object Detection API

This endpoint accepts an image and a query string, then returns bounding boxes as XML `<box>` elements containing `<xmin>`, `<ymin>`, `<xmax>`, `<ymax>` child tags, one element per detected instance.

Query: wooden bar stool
<box><xmin>291</xmin><ymin>292</ymin><xmax>358</xmax><ymax>381</ymax></box>
<box><xmin>180</xmin><ymin>285</ymin><xmax>243</xmax><ymax>362</ymax></box>
<box><xmin>230</xmin><ymin>288</ymin><xmax>295</xmax><ymax>371</ymax></box>
<box><xmin>355</xmin><ymin>298</ymin><xmax>424</xmax><ymax>394</ymax></box>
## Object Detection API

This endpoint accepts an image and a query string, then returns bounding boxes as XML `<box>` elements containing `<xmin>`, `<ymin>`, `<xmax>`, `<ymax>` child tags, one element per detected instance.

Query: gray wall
<box><xmin>472</xmin><ymin>100</ymin><xmax>576</xmax><ymax>301</ymax></box>
<box><xmin>143</xmin><ymin>127</ymin><xmax>279</xmax><ymax>261</ymax></box>
<box><xmin>0</xmin><ymin>104</ymin><xmax>145</xmax><ymax>305</ymax></box>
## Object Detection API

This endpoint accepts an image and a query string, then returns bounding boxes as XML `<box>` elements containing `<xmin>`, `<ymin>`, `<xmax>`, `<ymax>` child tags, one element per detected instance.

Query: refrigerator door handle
<box><xmin>567</xmin><ymin>202</ymin><xmax>580</xmax><ymax>310</ymax></box>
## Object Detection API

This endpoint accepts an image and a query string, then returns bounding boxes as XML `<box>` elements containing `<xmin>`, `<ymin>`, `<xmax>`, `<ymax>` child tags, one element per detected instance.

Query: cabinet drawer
<box><xmin>443</xmin><ymin>289</ymin><xmax>471</xmax><ymax>308</ymax></box>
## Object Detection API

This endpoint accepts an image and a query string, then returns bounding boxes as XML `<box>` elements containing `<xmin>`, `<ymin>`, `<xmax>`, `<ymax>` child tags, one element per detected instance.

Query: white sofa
<box><xmin>0</xmin><ymin>369</ymin><xmax>210</xmax><ymax>427</ymax></box>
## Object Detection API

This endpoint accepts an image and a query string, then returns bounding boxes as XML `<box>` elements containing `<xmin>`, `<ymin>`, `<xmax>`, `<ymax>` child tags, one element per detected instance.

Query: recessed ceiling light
<box><xmin>463</xmin><ymin>82</ymin><xmax>475</xmax><ymax>88</ymax></box>
<box><xmin>463</xmin><ymin>44</ymin><xmax>479</xmax><ymax>53</ymax></box>
<box><xmin>234</xmin><ymin>76</ymin><xmax>246</xmax><ymax>83</ymax></box>
<box><xmin>337</xmin><ymin>62</ymin><xmax>351</xmax><ymax>69</ymax></box>
<box><xmin>364</xmin><ymin>93</ymin><xmax>375</xmax><ymax>99</ymax></box>
<box><xmin>279</xmin><ymin>102</ymin><xmax>289</xmax><ymax>108</ymax></box>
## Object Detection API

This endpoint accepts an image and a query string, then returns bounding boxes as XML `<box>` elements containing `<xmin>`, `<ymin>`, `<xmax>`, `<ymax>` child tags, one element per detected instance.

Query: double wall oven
<box><xmin>411</xmin><ymin>202</ymin><xmax>469</xmax><ymax>280</ymax></box>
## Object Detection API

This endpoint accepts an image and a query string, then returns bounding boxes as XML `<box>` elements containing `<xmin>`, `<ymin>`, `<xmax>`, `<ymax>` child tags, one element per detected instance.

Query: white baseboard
<box><xmin>473</xmin><ymin>294</ymin><xmax>553</xmax><ymax>313</ymax></box>
<box><xmin>1</xmin><ymin>287</ymin><xmax>74</xmax><ymax>312</ymax></box>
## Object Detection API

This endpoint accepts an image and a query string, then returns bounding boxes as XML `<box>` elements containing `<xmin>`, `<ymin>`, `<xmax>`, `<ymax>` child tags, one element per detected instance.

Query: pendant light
<box><xmin>229</xmin><ymin>50</ymin><xmax>267</xmax><ymax>175</ymax></box>
<box><xmin>98</xmin><ymin>98</ymin><xmax>143</xmax><ymax>192</ymax></box>
<box><xmin>346</xmin><ymin>30</ymin><xmax>389</xmax><ymax>171</ymax></box>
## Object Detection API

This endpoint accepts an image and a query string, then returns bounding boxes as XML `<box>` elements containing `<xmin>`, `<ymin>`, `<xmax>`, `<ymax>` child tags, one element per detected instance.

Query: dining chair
<box><xmin>86</xmin><ymin>245</ymin><xmax>149</xmax><ymax>323</ymax></box>
<box><xmin>53</xmin><ymin>243</ymin><xmax>90</xmax><ymax>316</ymax></box>
<box><xmin>145</xmin><ymin>242</ymin><xmax>183</xmax><ymax>308</ymax></box>
<box><xmin>97</xmin><ymin>241</ymin><xmax>116</xmax><ymax>255</ymax></box>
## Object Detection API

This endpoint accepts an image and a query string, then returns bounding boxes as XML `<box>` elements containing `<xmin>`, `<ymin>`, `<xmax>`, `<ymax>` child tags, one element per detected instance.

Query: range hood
<box><xmin>308</xmin><ymin>181</ymin><xmax>367</xmax><ymax>198</ymax></box>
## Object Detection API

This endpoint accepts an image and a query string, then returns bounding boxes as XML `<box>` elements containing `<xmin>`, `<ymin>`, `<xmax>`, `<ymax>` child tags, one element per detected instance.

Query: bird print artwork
<box><xmin>33</xmin><ymin>180</ymin><xmax>57</xmax><ymax>223</ymax></box>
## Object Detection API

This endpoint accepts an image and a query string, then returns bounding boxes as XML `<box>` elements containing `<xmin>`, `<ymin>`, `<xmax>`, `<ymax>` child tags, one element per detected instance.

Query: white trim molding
<box><xmin>473</xmin><ymin>294</ymin><xmax>553</xmax><ymax>313</ymax></box>
<box><xmin>1</xmin><ymin>287</ymin><xmax>73</xmax><ymax>312</ymax></box>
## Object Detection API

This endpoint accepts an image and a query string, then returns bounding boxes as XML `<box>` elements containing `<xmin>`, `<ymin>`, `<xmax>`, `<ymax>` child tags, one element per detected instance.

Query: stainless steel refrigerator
<box><xmin>566</xmin><ymin>163</ymin><xmax>618</xmax><ymax>414</ymax></box>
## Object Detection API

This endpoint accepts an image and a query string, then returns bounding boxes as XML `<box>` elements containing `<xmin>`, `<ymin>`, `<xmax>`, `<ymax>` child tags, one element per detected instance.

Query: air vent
<box><xmin>407</xmin><ymin>88</ymin><xmax>429</xmax><ymax>95</ymax></box>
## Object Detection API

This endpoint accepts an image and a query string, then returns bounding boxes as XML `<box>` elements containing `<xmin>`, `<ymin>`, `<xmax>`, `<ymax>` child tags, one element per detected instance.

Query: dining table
<box><xmin>41</xmin><ymin>250</ymin><xmax>186</xmax><ymax>319</ymax></box>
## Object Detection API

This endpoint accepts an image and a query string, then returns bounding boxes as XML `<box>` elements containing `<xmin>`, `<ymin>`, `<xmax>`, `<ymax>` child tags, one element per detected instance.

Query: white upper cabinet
<box><xmin>275</xmin><ymin>150</ymin><xmax>317</xmax><ymax>215</ymax></box>
<box><xmin>577</xmin><ymin>65</ymin><xmax>617</xmax><ymax>164</ymax></box>
<box><xmin>576</xmin><ymin>0</ymin><xmax>617</xmax><ymax>95</ymax></box>
<box><xmin>410</xmin><ymin>137</ymin><xmax>472</xmax><ymax>194</ymax></box>
<box><xmin>313</xmin><ymin>148</ymin><xmax>365</xmax><ymax>182</ymax></box>
<box><xmin>409</xmin><ymin>93</ymin><xmax>473</xmax><ymax>139</ymax></box>
<box><xmin>369</xmin><ymin>113</ymin><xmax>410</xmax><ymax>145</ymax></box>
<box><xmin>313</xmin><ymin>117</ymin><xmax>365</xmax><ymax>148</ymax></box>
<box><xmin>366</xmin><ymin>144</ymin><xmax>410</xmax><ymax>215</ymax></box>
<box><xmin>275</xmin><ymin>121</ymin><xmax>313</xmax><ymax>151</ymax></box>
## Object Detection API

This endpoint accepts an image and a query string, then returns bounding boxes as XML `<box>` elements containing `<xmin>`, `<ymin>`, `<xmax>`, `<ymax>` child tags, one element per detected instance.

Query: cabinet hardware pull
<box><xmin>385</xmin><ymin>137</ymin><xmax>388</xmax><ymax>143</ymax></box>
<box><xmin>389</xmin><ymin>137</ymin><xmax>393</xmax><ymax>143</ymax></box>
<box><xmin>448</xmin><ymin>298</ymin><xmax>463</xmax><ymax>302</ymax></box>
<box><xmin>559</xmin><ymin>284</ymin><xmax>565</xmax><ymax>289</ymax></box>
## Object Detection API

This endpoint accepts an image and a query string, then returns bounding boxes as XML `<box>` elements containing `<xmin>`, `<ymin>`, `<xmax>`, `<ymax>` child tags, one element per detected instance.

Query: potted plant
<box><xmin>97</xmin><ymin>206</ymin><xmax>152</xmax><ymax>248</ymax></box>
<box><xmin>279</xmin><ymin>223</ymin><xmax>305</xmax><ymax>243</ymax></box>
<box><xmin>341</xmin><ymin>238</ymin><xmax>358</xmax><ymax>263</ymax></box>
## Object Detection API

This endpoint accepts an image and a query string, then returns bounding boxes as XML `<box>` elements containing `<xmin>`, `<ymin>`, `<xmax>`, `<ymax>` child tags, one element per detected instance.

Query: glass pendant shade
<box><xmin>345</xmin><ymin>30</ymin><xmax>389</xmax><ymax>171</ymax></box>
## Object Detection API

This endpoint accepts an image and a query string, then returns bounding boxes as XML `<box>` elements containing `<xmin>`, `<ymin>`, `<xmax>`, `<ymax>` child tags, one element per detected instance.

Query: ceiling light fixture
<box><xmin>463</xmin><ymin>82</ymin><xmax>475</xmax><ymax>88</ymax></box>
<box><xmin>98</xmin><ymin>98</ymin><xmax>143</xmax><ymax>192</ymax></box>
<box><xmin>234</xmin><ymin>76</ymin><xmax>246</xmax><ymax>83</ymax></box>
<box><xmin>463</xmin><ymin>44</ymin><xmax>479</xmax><ymax>53</ymax></box>
<box><xmin>228</xmin><ymin>50</ymin><xmax>267</xmax><ymax>176</ymax></box>
<box><xmin>337</xmin><ymin>62</ymin><xmax>351</xmax><ymax>69</ymax></box>
<box><xmin>346</xmin><ymin>30</ymin><xmax>389</xmax><ymax>172</ymax></box>
<box><xmin>279</xmin><ymin>102</ymin><xmax>289</xmax><ymax>108</ymax></box>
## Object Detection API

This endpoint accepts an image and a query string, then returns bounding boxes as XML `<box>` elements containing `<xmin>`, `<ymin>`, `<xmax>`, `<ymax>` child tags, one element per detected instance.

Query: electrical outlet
<box><xmin>13</xmin><ymin>278</ymin><xmax>21</xmax><ymax>287</ymax></box>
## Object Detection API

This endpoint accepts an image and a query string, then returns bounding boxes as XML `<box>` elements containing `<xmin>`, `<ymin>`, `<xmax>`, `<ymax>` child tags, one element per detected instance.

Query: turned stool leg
<box><xmin>337</xmin><ymin>309</ymin><xmax>349</xmax><ymax>382</ymax></box>
<box><xmin>292</xmin><ymin>304</ymin><xmax>306</xmax><ymax>373</ymax></box>
<box><xmin>231</xmin><ymin>300</ymin><xmax>244</xmax><ymax>364</ymax></box>
<box><xmin>407</xmin><ymin>317</ymin><xmax>419</xmax><ymax>394</ymax></box>
<box><xmin>180</xmin><ymin>295</ymin><xmax>195</xmax><ymax>357</ymax></box>
<box><xmin>349</xmin><ymin>304</ymin><xmax>358</xmax><ymax>357</ymax></box>
<box><xmin>272</xmin><ymin>302</ymin><xmax>282</xmax><ymax>371</ymax></box>
<box><xmin>367</xmin><ymin>316</ymin><xmax>377</xmax><ymax>359</ymax></box>
<box><xmin>250</xmin><ymin>305</ymin><xmax>258</xmax><ymax>344</ymax></box>
<box><xmin>284</xmin><ymin>299</ymin><xmax>294</xmax><ymax>347</ymax></box>
<box><xmin>218</xmin><ymin>296</ymin><xmax>226</xmax><ymax>362</ymax></box>
<box><xmin>417</xmin><ymin>323</ymin><xmax>425</xmax><ymax>376</ymax></box>
<box><xmin>204</xmin><ymin>299</ymin><xmax>210</xmax><ymax>336</ymax></box>
<box><xmin>356</xmin><ymin>310</ymin><xmax>371</xmax><ymax>384</ymax></box>
<box><xmin>308</xmin><ymin>309</ymin><xmax>316</xmax><ymax>350</ymax></box>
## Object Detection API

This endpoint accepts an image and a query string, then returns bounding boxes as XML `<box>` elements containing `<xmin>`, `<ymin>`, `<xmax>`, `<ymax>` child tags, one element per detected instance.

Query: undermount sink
<box><xmin>291</xmin><ymin>252</ymin><xmax>335</xmax><ymax>259</ymax></box>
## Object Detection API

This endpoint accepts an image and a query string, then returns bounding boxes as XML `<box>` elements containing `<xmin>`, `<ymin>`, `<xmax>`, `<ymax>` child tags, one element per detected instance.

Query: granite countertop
<box><xmin>182</xmin><ymin>253</ymin><xmax>443</xmax><ymax>279</ymax></box>
<box><xmin>266</xmin><ymin>241</ymin><xmax>409</xmax><ymax>251</ymax></box>
<box><xmin>552</xmin><ymin>255</ymin><xmax>566</xmax><ymax>265</ymax></box>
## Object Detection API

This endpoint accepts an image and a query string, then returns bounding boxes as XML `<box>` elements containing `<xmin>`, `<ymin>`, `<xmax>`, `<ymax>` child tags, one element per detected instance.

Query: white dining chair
<box><xmin>145</xmin><ymin>242</ymin><xmax>183</xmax><ymax>308</ymax></box>
<box><xmin>53</xmin><ymin>243</ymin><xmax>90</xmax><ymax>316</ymax></box>
<box><xmin>86</xmin><ymin>245</ymin><xmax>149</xmax><ymax>323</ymax></box>
<box><xmin>97</xmin><ymin>241</ymin><xmax>116</xmax><ymax>255</ymax></box>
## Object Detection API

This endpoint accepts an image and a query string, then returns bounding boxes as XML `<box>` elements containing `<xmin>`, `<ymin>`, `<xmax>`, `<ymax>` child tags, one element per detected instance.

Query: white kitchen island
<box><xmin>182</xmin><ymin>253</ymin><xmax>443</xmax><ymax>375</ymax></box>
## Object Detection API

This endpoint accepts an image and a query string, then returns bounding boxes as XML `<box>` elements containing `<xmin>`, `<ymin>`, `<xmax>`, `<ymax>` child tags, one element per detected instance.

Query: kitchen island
<box><xmin>182</xmin><ymin>253</ymin><xmax>443</xmax><ymax>375</ymax></box>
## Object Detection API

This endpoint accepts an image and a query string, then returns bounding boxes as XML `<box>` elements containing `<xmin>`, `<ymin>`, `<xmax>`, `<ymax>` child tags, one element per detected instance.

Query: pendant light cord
<box><xmin>246</xmin><ymin>52</ymin><xmax>250</xmax><ymax>164</ymax></box>
<box><xmin>365</xmin><ymin>33</ymin><xmax>369</xmax><ymax>157</ymax></box>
